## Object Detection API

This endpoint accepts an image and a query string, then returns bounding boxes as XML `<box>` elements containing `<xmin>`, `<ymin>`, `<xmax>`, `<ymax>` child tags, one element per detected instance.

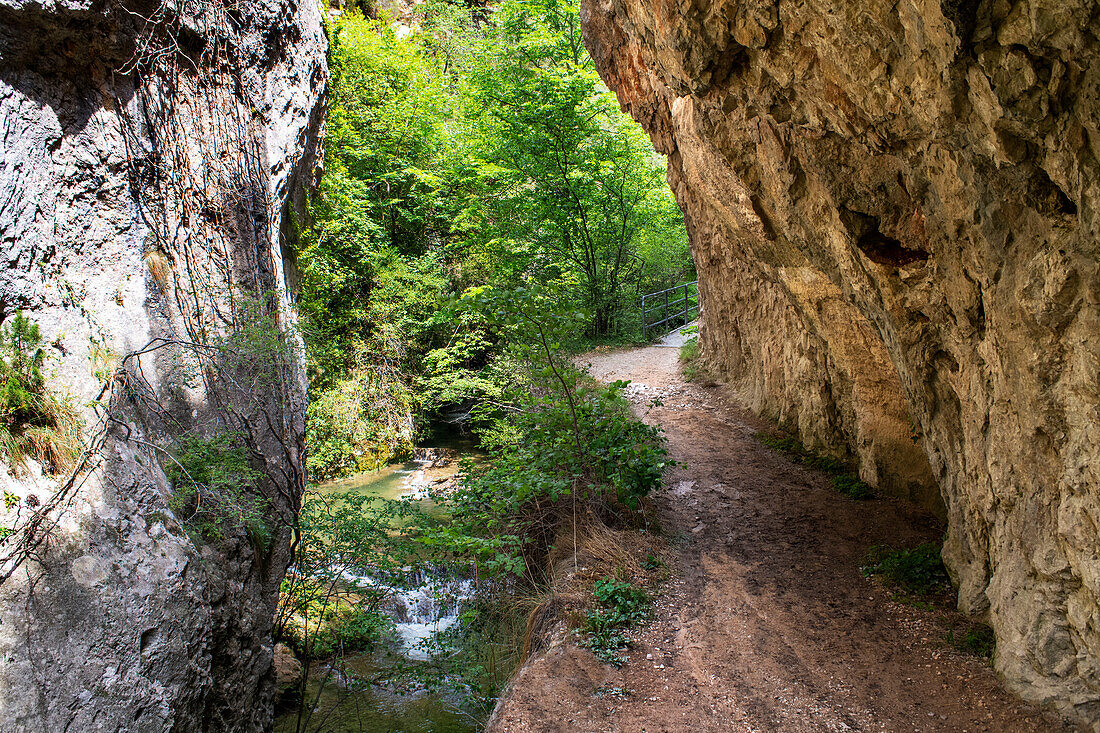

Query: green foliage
<box><xmin>166</xmin><ymin>432</ymin><xmax>268</xmax><ymax>545</ymax></box>
<box><xmin>297</xmin><ymin>9</ymin><xmax>452</xmax><ymax>388</ymax></box>
<box><xmin>276</xmin><ymin>491</ymin><xmax>410</xmax><ymax>660</ymax></box>
<box><xmin>679</xmin><ymin>336</ymin><xmax>704</xmax><ymax>381</ymax></box>
<box><xmin>0</xmin><ymin>312</ymin><xmax>44</xmax><ymax>423</ymax></box>
<box><xmin>583</xmin><ymin>624</ymin><xmax>630</xmax><ymax>667</ymax></box>
<box><xmin>756</xmin><ymin>431</ymin><xmax>874</xmax><ymax>499</ymax></box>
<box><xmin>861</xmin><ymin>543</ymin><xmax>951</xmax><ymax>596</ymax></box>
<box><xmin>592</xmin><ymin>576</ymin><xmax>649</xmax><ymax>624</ymax></box>
<box><xmin>945</xmin><ymin>623</ymin><xmax>995</xmax><ymax>659</ymax></box>
<box><xmin>306</xmin><ymin>364</ymin><xmax>414</xmax><ymax>481</ymax></box>
<box><xmin>296</xmin><ymin>0</ymin><xmax>693</xmax><ymax>482</ymax></box>
<box><xmin>678</xmin><ymin>338</ymin><xmax>698</xmax><ymax>363</ymax></box>
<box><xmin>414</xmin><ymin>290</ymin><xmax>669</xmax><ymax>581</ymax></box>
<box><xmin>583</xmin><ymin>576</ymin><xmax>650</xmax><ymax>666</ymax></box>
<box><xmin>412</xmin><ymin>595</ymin><xmax>527</xmax><ymax>717</ymax></box>
<box><xmin>292</xmin><ymin>589</ymin><xmax>393</xmax><ymax>659</ymax></box>
<box><xmin>832</xmin><ymin>474</ymin><xmax>874</xmax><ymax>499</ymax></box>
<box><xmin>757</xmin><ymin>433</ymin><xmax>803</xmax><ymax>455</ymax></box>
<box><xmin>451</xmin><ymin>0</ymin><xmax>690</xmax><ymax>337</ymax></box>
<box><xmin>0</xmin><ymin>312</ymin><xmax>81</xmax><ymax>473</ymax></box>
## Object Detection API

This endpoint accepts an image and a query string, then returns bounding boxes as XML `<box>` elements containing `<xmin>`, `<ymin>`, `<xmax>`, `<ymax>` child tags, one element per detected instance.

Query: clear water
<box><xmin>315</xmin><ymin>460</ymin><xmax>423</xmax><ymax>502</ymax></box>
<box><xmin>275</xmin><ymin>450</ymin><xmax>480</xmax><ymax>733</ymax></box>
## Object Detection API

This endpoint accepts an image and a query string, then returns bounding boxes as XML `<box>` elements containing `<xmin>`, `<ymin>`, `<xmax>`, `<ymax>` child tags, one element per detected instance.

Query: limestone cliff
<box><xmin>582</xmin><ymin>0</ymin><xmax>1100</xmax><ymax>724</ymax></box>
<box><xmin>0</xmin><ymin>1</ymin><xmax>324</xmax><ymax>730</ymax></box>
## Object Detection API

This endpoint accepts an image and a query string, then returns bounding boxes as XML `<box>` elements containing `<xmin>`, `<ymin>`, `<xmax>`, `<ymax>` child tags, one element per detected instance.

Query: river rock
<box><xmin>581</xmin><ymin>0</ymin><xmax>1100</xmax><ymax>724</ymax></box>
<box><xmin>274</xmin><ymin>642</ymin><xmax>303</xmax><ymax>695</ymax></box>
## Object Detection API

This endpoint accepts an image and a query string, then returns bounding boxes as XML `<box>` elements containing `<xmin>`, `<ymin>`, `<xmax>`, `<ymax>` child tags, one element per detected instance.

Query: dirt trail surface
<box><xmin>488</xmin><ymin>346</ymin><xmax>1076</xmax><ymax>733</ymax></box>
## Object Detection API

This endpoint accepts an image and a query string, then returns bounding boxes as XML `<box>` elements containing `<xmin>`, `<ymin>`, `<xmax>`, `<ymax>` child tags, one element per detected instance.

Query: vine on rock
<box><xmin>0</xmin><ymin>0</ymin><xmax>308</xmax><ymax>586</ymax></box>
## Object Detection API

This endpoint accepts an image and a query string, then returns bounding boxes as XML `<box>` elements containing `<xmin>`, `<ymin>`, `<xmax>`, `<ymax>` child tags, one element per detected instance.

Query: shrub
<box><xmin>166</xmin><ymin>432</ymin><xmax>269</xmax><ymax>545</ymax></box>
<box><xmin>305</xmin><ymin>362</ymin><xmax>414</xmax><ymax>481</ymax></box>
<box><xmin>307</xmin><ymin>601</ymin><xmax>392</xmax><ymax>658</ymax></box>
<box><xmin>861</xmin><ymin>543</ymin><xmax>950</xmax><ymax>596</ymax></box>
<box><xmin>433</xmin><ymin>375</ymin><xmax>669</xmax><ymax>578</ymax></box>
<box><xmin>0</xmin><ymin>312</ymin><xmax>81</xmax><ymax>473</ymax></box>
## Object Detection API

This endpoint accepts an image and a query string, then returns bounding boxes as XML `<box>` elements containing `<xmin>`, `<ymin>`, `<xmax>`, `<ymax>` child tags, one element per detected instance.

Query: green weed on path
<box><xmin>756</xmin><ymin>431</ymin><xmax>875</xmax><ymax>500</ymax></box>
<box><xmin>582</xmin><ymin>576</ymin><xmax>651</xmax><ymax>666</ymax></box>
<box><xmin>861</xmin><ymin>543</ymin><xmax>951</xmax><ymax>596</ymax></box>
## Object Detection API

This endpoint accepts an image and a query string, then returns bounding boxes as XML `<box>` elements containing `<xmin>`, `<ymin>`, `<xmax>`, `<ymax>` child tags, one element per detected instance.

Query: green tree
<box><xmin>458</xmin><ymin>0</ymin><xmax>689</xmax><ymax>336</ymax></box>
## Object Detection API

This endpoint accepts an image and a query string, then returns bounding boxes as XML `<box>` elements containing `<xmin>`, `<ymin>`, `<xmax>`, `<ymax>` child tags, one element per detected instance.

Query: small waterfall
<box><xmin>339</xmin><ymin>566</ymin><xmax>475</xmax><ymax>660</ymax></box>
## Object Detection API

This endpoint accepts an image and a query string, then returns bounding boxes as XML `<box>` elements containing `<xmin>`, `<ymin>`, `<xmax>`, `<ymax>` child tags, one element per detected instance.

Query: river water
<box><xmin>275</xmin><ymin>450</ymin><xmax>481</xmax><ymax>733</ymax></box>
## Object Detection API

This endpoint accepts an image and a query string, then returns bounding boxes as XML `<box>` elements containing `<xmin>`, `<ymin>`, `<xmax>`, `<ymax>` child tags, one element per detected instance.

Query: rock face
<box><xmin>582</xmin><ymin>0</ymin><xmax>1100</xmax><ymax>724</ymax></box>
<box><xmin>0</xmin><ymin>1</ymin><xmax>324</xmax><ymax>730</ymax></box>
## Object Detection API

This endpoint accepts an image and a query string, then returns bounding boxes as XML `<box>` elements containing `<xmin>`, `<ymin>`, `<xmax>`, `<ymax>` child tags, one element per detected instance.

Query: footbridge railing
<box><xmin>641</xmin><ymin>280</ymin><xmax>698</xmax><ymax>340</ymax></box>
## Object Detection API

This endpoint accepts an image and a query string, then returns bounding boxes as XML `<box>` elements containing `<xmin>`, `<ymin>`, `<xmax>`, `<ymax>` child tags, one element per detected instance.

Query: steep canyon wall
<box><xmin>0</xmin><ymin>1</ymin><xmax>324</xmax><ymax>730</ymax></box>
<box><xmin>582</xmin><ymin>0</ymin><xmax>1100</xmax><ymax>724</ymax></box>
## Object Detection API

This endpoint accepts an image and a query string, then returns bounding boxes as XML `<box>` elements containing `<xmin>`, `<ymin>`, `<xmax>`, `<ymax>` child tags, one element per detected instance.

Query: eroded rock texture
<box><xmin>582</xmin><ymin>0</ymin><xmax>1100</xmax><ymax>724</ymax></box>
<box><xmin>0</xmin><ymin>1</ymin><xmax>324</xmax><ymax>730</ymax></box>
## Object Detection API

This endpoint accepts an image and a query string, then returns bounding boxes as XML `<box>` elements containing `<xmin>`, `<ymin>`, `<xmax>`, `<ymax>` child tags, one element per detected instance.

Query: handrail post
<box><xmin>641</xmin><ymin>280</ymin><xmax>700</xmax><ymax>341</ymax></box>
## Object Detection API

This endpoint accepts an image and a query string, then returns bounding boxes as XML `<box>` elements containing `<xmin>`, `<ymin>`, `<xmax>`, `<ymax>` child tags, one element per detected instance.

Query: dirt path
<box><xmin>489</xmin><ymin>346</ymin><xmax>1075</xmax><ymax>733</ymax></box>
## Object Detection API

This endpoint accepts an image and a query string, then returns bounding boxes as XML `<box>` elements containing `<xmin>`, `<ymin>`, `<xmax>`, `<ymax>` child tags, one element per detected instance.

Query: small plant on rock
<box><xmin>0</xmin><ymin>312</ymin><xmax>82</xmax><ymax>473</ymax></box>
<box><xmin>166</xmin><ymin>431</ymin><xmax>269</xmax><ymax>546</ymax></box>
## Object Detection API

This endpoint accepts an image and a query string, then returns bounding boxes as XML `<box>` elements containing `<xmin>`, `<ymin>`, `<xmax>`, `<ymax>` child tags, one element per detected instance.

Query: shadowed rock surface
<box><xmin>580</xmin><ymin>0</ymin><xmax>1099</xmax><ymax>724</ymax></box>
<box><xmin>0</xmin><ymin>1</ymin><xmax>324</xmax><ymax>730</ymax></box>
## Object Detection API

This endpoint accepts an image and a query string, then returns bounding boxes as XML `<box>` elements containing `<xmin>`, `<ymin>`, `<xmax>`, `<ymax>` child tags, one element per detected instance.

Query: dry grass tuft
<box><xmin>3</xmin><ymin>399</ymin><xmax>83</xmax><ymax>476</ymax></box>
<box><xmin>144</xmin><ymin>249</ymin><xmax>172</xmax><ymax>292</ymax></box>
<box><xmin>578</xmin><ymin>521</ymin><xmax>645</xmax><ymax>579</ymax></box>
<box><xmin>541</xmin><ymin>517</ymin><xmax>668</xmax><ymax>627</ymax></box>
<box><xmin>522</xmin><ymin>594</ymin><xmax>561</xmax><ymax>660</ymax></box>
<box><xmin>22</xmin><ymin>403</ymin><xmax>83</xmax><ymax>474</ymax></box>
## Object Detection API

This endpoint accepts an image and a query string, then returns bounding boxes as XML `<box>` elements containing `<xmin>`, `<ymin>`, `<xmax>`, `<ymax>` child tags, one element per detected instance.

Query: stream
<box><xmin>275</xmin><ymin>448</ymin><xmax>481</xmax><ymax>733</ymax></box>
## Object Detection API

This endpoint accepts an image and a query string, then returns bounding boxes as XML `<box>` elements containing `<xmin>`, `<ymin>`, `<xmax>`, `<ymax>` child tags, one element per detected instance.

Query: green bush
<box><xmin>0</xmin><ymin>312</ymin><xmax>81</xmax><ymax>473</ymax></box>
<box><xmin>861</xmin><ymin>543</ymin><xmax>950</xmax><ymax>596</ymax></box>
<box><xmin>166</xmin><ymin>432</ymin><xmax>269</xmax><ymax>545</ymax></box>
<box><xmin>305</xmin><ymin>363</ymin><xmax>414</xmax><ymax>481</ymax></box>
<box><xmin>275</xmin><ymin>492</ymin><xmax>408</xmax><ymax>662</ymax></box>
<box><xmin>582</xmin><ymin>576</ymin><xmax>650</xmax><ymax>666</ymax></box>
<box><xmin>307</xmin><ymin>602</ymin><xmax>392</xmax><ymax>658</ymax></box>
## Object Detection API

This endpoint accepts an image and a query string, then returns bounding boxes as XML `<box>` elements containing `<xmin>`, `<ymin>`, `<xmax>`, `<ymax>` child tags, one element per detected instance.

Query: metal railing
<box><xmin>641</xmin><ymin>280</ymin><xmax>698</xmax><ymax>340</ymax></box>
